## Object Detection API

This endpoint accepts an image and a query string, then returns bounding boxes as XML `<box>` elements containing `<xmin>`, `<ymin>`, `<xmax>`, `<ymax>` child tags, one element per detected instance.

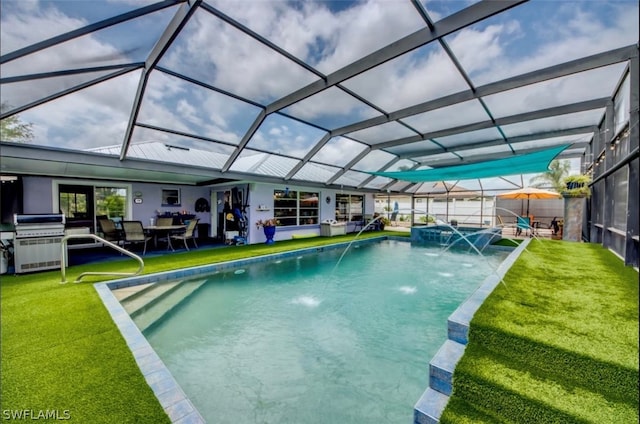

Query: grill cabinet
<box><xmin>13</xmin><ymin>214</ymin><xmax>66</xmax><ymax>274</ymax></box>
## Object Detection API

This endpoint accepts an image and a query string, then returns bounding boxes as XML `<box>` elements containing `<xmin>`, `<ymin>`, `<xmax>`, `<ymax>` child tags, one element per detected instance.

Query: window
<box><xmin>162</xmin><ymin>188</ymin><xmax>180</xmax><ymax>206</ymax></box>
<box><xmin>55</xmin><ymin>180</ymin><xmax>130</xmax><ymax>237</ymax></box>
<box><xmin>96</xmin><ymin>187</ymin><xmax>126</xmax><ymax>219</ymax></box>
<box><xmin>299</xmin><ymin>192</ymin><xmax>319</xmax><ymax>225</ymax></box>
<box><xmin>336</xmin><ymin>194</ymin><xmax>363</xmax><ymax>222</ymax></box>
<box><xmin>273</xmin><ymin>190</ymin><xmax>319</xmax><ymax>226</ymax></box>
<box><xmin>59</xmin><ymin>185</ymin><xmax>91</xmax><ymax>219</ymax></box>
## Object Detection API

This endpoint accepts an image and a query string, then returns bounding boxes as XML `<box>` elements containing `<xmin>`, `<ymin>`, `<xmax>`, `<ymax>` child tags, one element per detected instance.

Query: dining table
<box><xmin>144</xmin><ymin>224</ymin><xmax>186</xmax><ymax>251</ymax></box>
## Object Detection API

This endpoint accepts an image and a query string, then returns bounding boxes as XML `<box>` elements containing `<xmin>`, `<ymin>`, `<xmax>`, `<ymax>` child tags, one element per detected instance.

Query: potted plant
<box><xmin>256</xmin><ymin>218</ymin><xmax>278</xmax><ymax>244</ymax></box>
<box><xmin>562</xmin><ymin>174</ymin><xmax>592</xmax><ymax>198</ymax></box>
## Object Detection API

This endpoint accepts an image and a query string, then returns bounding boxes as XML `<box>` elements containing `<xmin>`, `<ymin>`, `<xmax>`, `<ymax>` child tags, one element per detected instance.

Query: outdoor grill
<box><xmin>13</xmin><ymin>213</ymin><xmax>66</xmax><ymax>274</ymax></box>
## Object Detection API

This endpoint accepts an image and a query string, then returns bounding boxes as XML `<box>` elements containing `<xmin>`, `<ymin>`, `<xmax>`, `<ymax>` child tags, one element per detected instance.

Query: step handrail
<box><xmin>60</xmin><ymin>234</ymin><xmax>144</xmax><ymax>284</ymax></box>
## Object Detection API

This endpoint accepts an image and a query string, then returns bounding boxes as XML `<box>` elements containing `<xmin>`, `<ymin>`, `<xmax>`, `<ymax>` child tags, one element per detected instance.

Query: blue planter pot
<box><xmin>263</xmin><ymin>226</ymin><xmax>276</xmax><ymax>244</ymax></box>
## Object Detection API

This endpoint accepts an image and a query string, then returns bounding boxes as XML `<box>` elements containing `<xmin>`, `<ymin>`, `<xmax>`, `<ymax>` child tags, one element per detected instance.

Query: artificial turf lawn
<box><xmin>3</xmin><ymin>233</ymin><xmax>637</xmax><ymax>423</ymax></box>
<box><xmin>1</xmin><ymin>232</ymin><xmax>405</xmax><ymax>422</ymax></box>
<box><xmin>440</xmin><ymin>240</ymin><xmax>639</xmax><ymax>424</ymax></box>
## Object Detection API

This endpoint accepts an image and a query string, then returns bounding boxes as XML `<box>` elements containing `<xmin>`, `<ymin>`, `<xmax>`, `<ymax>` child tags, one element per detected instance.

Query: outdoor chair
<box><xmin>170</xmin><ymin>219</ymin><xmax>199</xmax><ymax>251</ymax></box>
<box><xmin>154</xmin><ymin>217</ymin><xmax>175</xmax><ymax>248</ymax></box>
<box><xmin>97</xmin><ymin>217</ymin><xmax>123</xmax><ymax>244</ymax></box>
<box><xmin>156</xmin><ymin>217</ymin><xmax>174</xmax><ymax>226</ymax></box>
<box><xmin>515</xmin><ymin>216</ymin><xmax>531</xmax><ymax>237</ymax></box>
<box><xmin>122</xmin><ymin>220</ymin><xmax>152</xmax><ymax>255</ymax></box>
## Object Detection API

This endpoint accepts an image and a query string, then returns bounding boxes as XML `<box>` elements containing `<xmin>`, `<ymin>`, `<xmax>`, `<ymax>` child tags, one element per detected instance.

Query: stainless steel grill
<box><xmin>14</xmin><ymin>214</ymin><xmax>66</xmax><ymax>274</ymax></box>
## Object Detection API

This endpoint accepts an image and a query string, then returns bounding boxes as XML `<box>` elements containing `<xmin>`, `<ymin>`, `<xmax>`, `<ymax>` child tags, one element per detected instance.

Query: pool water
<box><xmin>143</xmin><ymin>240</ymin><xmax>507</xmax><ymax>423</ymax></box>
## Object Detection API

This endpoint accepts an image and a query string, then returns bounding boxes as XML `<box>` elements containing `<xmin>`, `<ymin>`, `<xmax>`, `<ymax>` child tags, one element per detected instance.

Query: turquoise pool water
<box><xmin>143</xmin><ymin>240</ymin><xmax>507</xmax><ymax>423</ymax></box>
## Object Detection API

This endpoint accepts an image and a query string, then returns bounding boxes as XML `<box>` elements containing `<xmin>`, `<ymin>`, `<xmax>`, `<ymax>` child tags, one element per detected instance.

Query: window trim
<box><xmin>52</xmin><ymin>179</ymin><xmax>132</xmax><ymax>220</ymax></box>
<box><xmin>273</xmin><ymin>189</ymin><xmax>319</xmax><ymax>226</ymax></box>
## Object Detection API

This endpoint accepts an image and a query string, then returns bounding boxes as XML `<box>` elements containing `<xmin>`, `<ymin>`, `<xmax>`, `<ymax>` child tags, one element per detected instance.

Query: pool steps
<box><xmin>413</xmin><ymin>239</ymin><xmax>530</xmax><ymax>424</ymax></box>
<box><xmin>116</xmin><ymin>279</ymin><xmax>207</xmax><ymax>332</ymax></box>
<box><xmin>94</xmin><ymin>283</ymin><xmax>206</xmax><ymax>423</ymax></box>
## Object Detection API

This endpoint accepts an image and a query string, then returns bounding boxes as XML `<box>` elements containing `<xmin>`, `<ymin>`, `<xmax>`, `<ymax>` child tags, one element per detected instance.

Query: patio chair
<box><xmin>97</xmin><ymin>217</ymin><xmax>123</xmax><ymax>244</ymax></box>
<box><xmin>122</xmin><ymin>221</ymin><xmax>152</xmax><ymax>255</ymax></box>
<box><xmin>515</xmin><ymin>216</ymin><xmax>531</xmax><ymax>237</ymax></box>
<box><xmin>170</xmin><ymin>219</ymin><xmax>199</xmax><ymax>251</ymax></box>
<box><xmin>156</xmin><ymin>217</ymin><xmax>173</xmax><ymax>226</ymax></box>
<box><xmin>154</xmin><ymin>217</ymin><xmax>175</xmax><ymax>248</ymax></box>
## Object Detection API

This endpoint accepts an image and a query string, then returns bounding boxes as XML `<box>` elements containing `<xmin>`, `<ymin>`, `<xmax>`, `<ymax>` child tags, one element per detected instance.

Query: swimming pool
<box><xmin>137</xmin><ymin>240</ymin><xmax>508</xmax><ymax>423</ymax></box>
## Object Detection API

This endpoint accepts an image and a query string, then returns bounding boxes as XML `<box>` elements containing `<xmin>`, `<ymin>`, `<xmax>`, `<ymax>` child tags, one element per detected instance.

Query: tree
<box><xmin>528</xmin><ymin>159</ymin><xmax>570</xmax><ymax>192</ymax></box>
<box><xmin>0</xmin><ymin>102</ymin><xmax>34</xmax><ymax>142</ymax></box>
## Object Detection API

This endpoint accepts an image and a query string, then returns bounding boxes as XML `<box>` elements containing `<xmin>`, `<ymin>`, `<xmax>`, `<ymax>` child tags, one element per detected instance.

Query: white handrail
<box><xmin>60</xmin><ymin>234</ymin><xmax>144</xmax><ymax>284</ymax></box>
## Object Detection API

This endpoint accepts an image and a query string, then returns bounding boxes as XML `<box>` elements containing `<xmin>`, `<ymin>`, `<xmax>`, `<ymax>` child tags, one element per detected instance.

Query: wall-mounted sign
<box><xmin>134</xmin><ymin>198</ymin><xmax>143</xmax><ymax>204</ymax></box>
<box><xmin>134</xmin><ymin>191</ymin><xmax>143</xmax><ymax>198</ymax></box>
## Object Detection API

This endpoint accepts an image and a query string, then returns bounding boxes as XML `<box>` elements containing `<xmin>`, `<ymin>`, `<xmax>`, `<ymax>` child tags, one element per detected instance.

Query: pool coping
<box><xmin>413</xmin><ymin>238</ymin><xmax>530</xmax><ymax>424</ymax></box>
<box><xmin>94</xmin><ymin>235</ymin><xmax>401</xmax><ymax>423</ymax></box>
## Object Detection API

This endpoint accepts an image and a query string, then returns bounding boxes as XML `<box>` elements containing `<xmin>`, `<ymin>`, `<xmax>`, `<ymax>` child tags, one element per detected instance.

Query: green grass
<box><xmin>0</xmin><ymin>231</ymin><xmax>406</xmax><ymax>422</ymax></box>
<box><xmin>440</xmin><ymin>240</ymin><xmax>639</xmax><ymax>424</ymax></box>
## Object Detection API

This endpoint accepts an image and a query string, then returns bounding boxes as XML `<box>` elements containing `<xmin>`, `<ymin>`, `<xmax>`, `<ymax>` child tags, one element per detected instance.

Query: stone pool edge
<box><xmin>94</xmin><ymin>235</ymin><xmax>398</xmax><ymax>423</ymax></box>
<box><xmin>413</xmin><ymin>238</ymin><xmax>531</xmax><ymax>424</ymax></box>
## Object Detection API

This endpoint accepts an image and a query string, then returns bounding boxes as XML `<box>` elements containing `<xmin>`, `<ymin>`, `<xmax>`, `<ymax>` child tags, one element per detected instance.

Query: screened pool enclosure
<box><xmin>1</xmin><ymin>0</ymin><xmax>638</xmax><ymax>265</ymax></box>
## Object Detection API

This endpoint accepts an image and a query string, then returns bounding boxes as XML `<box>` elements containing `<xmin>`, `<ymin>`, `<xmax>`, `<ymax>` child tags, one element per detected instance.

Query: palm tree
<box><xmin>529</xmin><ymin>159</ymin><xmax>570</xmax><ymax>192</ymax></box>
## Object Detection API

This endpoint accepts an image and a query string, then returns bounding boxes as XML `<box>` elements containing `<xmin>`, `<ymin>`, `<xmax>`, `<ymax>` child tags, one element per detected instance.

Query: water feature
<box><xmin>333</xmin><ymin>214</ymin><xmax>384</xmax><ymax>272</ymax></box>
<box><xmin>140</xmin><ymin>240</ymin><xmax>508</xmax><ymax>424</ymax></box>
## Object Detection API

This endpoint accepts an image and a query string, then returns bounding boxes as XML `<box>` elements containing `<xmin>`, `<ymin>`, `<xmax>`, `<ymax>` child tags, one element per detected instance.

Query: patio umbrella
<box><xmin>497</xmin><ymin>187</ymin><xmax>561</xmax><ymax>216</ymax></box>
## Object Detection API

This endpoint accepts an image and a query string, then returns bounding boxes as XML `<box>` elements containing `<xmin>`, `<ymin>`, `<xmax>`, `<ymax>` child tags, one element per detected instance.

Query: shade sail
<box><xmin>371</xmin><ymin>145</ymin><xmax>569</xmax><ymax>183</ymax></box>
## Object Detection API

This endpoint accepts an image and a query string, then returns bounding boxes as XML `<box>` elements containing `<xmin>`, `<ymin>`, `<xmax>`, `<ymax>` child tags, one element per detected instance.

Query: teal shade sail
<box><xmin>371</xmin><ymin>145</ymin><xmax>569</xmax><ymax>182</ymax></box>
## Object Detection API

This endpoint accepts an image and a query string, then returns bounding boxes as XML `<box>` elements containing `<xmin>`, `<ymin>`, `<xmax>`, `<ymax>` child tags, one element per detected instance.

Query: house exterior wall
<box><xmin>248</xmin><ymin>183</ymin><xmax>374</xmax><ymax>244</ymax></box>
<box><xmin>22</xmin><ymin>177</ymin><xmax>53</xmax><ymax>214</ymax></box>
<box><xmin>21</xmin><ymin>176</ymin><xmax>212</xmax><ymax>226</ymax></box>
<box><xmin>19</xmin><ymin>176</ymin><xmax>376</xmax><ymax>245</ymax></box>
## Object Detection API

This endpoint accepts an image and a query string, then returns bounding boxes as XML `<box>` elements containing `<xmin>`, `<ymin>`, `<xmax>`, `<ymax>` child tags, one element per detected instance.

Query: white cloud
<box><xmin>285</xmin><ymin>86</ymin><xmax>379</xmax><ymax>124</ymax></box>
<box><xmin>269</xmin><ymin>127</ymin><xmax>283</xmax><ymax>137</ymax></box>
<box><xmin>313</xmin><ymin>137</ymin><xmax>367</xmax><ymax>166</ymax></box>
<box><xmin>450</xmin><ymin>1</ymin><xmax>639</xmax><ymax>85</ymax></box>
<box><xmin>210</xmin><ymin>0</ymin><xmax>424</xmax><ymax>75</ymax></box>
<box><xmin>341</xmin><ymin>44</ymin><xmax>469</xmax><ymax>112</ymax></box>
<box><xmin>0</xmin><ymin>1</ymin><xmax>85</xmax><ymax>54</ymax></box>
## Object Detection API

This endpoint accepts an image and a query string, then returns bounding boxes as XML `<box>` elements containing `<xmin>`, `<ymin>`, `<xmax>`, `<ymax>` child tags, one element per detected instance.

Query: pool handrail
<box><xmin>60</xmin><ymin>234</ymin><xmax>144</xmax><ymax>284</ymax></box>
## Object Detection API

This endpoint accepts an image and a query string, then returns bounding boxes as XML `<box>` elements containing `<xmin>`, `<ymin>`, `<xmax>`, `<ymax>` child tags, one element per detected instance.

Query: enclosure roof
<box><xmin>1</xmin><ymin>0</ymin><xmax>638</xmax><ymax>194</ymax></box>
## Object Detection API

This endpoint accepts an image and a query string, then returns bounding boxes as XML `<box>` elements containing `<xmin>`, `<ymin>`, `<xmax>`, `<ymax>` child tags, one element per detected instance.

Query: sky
<box><xmin>0</xmin><ymin>0</ymin><xmax>637</xmax><ymax>188</ymax></box>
